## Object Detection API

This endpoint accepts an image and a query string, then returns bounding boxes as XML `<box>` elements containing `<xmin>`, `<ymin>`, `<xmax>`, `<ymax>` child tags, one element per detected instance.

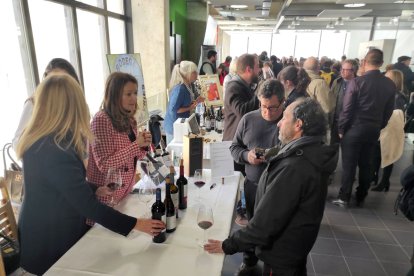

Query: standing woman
<box><xmin>13</xmin><ymin>58</ymin><xmax>80</xmax><ymax>149</ymax></box>
<box><xmin>277</xmin><ymin>65</ymin><xmax>310</xmax><ymax>107</ymax></box>
<box><xmin>164</xmin><ymin>61</ymin><xmax>205</xmax><ymax>144</ymax></box>
<box><xmin>16</xmin><ymin>74</ymin><xmax>164</xmax><ymax>275</ymax></box>
<box><xmin>87</xmin><ymin>72</ymin><xmax>152</xmax><ymax>206</ymax></box>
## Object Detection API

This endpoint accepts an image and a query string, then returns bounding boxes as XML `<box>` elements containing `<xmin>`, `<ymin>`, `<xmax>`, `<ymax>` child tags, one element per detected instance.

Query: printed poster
<box><xmin>198</xmin><ymin>74</ymin><xmax>223</xmax><ymax>107</ymax></box>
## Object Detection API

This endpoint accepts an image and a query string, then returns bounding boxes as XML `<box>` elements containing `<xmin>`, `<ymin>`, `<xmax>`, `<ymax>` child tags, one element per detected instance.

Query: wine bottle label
<box><xmin>160</xmin><ymin>215</ymin><xmax>166</xmax><ymax>233</ymax></box>
<box><xmin>158</xmin><ymin>165</ymin><xmax>170</xmax><ymax>178</ymax></box>
<box><xmin>166</xmin><ymin>215</ymin><xmax>177</xmax><ymax>230</ymax></box>
<box><xmin>171</xmin><ymin>192</ymin><xmax>179</xmax><ymax>210</ymax></box>
<box><xmin>216</xmin><ymin>121</ymin><xmax>222</xmax><ymax>131</ymax></box>
<box><xmin>184</xmin><ymin>185</ymin><xmax>188</xmax><ymax>197</ymax></box>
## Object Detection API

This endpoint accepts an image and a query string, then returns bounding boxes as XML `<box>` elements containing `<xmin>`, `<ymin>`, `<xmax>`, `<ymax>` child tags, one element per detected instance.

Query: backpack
<box><xmin>394</xmin><ymin>165</ymin><xmax>414</xmax><ymax>221</ymax></box>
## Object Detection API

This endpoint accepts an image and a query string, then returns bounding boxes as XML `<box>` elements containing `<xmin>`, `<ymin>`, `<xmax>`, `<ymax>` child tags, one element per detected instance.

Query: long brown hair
<box><xmin>102</xmin><ymin>72</ymin><xmax>138</xmax><ymax>132</ymax></box>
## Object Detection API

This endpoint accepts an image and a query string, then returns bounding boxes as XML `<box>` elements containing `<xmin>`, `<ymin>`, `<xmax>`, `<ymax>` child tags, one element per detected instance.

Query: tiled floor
<box><xmin>222</xmin><ymin>144</ymin><xmax>414</xmax><ymax>276</ymax></box>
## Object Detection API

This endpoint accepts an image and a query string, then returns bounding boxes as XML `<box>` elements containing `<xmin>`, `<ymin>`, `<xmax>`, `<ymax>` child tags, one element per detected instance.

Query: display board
<box><xmin>107</xmin><ymin>54</ymin><xmax>149</xmax><ymax>127</ymax></box>
<box><xmin>198</xmin><ymin>74</ymin><xmax>223</xmax><ymax>107</ymax></box>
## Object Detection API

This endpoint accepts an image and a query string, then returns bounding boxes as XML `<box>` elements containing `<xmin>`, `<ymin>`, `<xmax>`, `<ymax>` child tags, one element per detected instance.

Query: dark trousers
<box><xmin>243</xmin><ymin>179</ymin><xmax>259</xmax><ymax>266</ymax></box>
<box><xmin>339</xmin><ymin>126</ymin><xmax>379</xmax><ymax>202</ymax></box>
<box><xmin>263</xmin><ymin>260</ymin><xmax>307</xmax><ymax>276</ymax></box>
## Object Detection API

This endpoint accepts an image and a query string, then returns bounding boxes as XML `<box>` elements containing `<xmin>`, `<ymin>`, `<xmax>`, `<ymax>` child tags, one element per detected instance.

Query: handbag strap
<box><xmin>2</xmin><ymin>143</ymin><xmax>22</xmax><ymax>176</ymax></box>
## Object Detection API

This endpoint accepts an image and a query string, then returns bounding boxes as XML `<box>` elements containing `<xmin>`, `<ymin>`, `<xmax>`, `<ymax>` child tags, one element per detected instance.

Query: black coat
<box><xmin>19</xmin><ymin>135</ymin><xmax>136</xmax><ymax>275</ymax></box>
<box><xmin>222</xmin><ymin>137</ymin><xmax>338</xmax><ymax>269</ymax></box>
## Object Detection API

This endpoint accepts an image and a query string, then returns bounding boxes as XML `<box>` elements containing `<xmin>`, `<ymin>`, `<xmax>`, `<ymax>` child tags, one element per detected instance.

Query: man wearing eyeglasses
<box><xmin>330</xmin><ymin>59</ymin><xmax>359</xmax><ymax>145</ymax></box>
<box><xmin>229</xmin><ymin>79</ymin><xmax>284</xmax><ymax>275</ymax></box>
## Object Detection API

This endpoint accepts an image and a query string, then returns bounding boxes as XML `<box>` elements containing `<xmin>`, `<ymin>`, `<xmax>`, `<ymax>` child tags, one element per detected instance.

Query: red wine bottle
<box><xmin>215</xmin><ymin>106</ymin><xmax>223</xmax><ymax>134</ymax></box>
<box><xmin>164</xmin><ymin>177</ymin><xmax>176</xmax><ymax>233</ymax></box>
<box><xmin>151</xmin><ymin>188</ymin><xmax>166</xmax><ymax>243</ymax></box>
<box><xmin>169</xmin><ymin>166</ymin><xmax>179</xmax><ymax>218</ymax></box>
<box><xmin>205</xmin><ymin>108</ymin><xmax>211</xmax><ymax>132</ymax></box>
<box><xmin>177</xmin><ymin>159</ymin><xmax>188</xmax><ymax>210</ymax></box>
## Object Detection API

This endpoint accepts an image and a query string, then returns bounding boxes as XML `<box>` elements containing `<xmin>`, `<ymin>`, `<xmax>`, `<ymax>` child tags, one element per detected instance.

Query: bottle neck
<box><xmin>179</xmin><ymin>164</ymin><xmax>184</xmax><ymax>177</ymax></box>
<box><xmin>166</xmin><ymin>183</ymin><xmax>171</xmax><ymax>197</ymax></box>
<box><xmin>156</xmin><ymin>189</ymin><xmax>161</xmax><ymax>202</ymax></box>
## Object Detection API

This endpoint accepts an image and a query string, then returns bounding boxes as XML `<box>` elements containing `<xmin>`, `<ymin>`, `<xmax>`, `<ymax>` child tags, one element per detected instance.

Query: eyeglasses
<box><xmin>341</xmin><ymin>68</ymin><xmax>353</xmax><ymax>72</ymax></box>
<box><xmin>260</xmin><ymin>102</ymin><xmax>284</xmax><ymax>112</ymax></box>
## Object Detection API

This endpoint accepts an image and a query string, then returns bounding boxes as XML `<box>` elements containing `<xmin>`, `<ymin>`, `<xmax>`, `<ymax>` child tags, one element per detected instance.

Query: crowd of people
<box><xmin>10</xmin><ymin>47</ymin><xmax>414</xmax><ymax>276</ymax></box>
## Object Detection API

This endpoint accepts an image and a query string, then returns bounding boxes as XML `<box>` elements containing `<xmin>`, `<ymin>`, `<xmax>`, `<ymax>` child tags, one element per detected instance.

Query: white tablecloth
<box><xmin>45</xmin><ymin>170</ymin><xmax>242</xmax><ymax>276</ymax></box>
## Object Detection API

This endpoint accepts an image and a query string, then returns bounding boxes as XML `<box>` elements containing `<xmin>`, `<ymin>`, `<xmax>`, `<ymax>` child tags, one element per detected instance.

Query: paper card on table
<box><xmin>209</xmin><ymin>141</ymin><xmax>233</xmax><ymax>178</ymax></box>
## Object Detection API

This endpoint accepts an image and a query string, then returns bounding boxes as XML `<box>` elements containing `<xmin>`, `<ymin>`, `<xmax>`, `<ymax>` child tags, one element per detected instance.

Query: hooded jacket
<box><xmin>222</xmin><ymin>137</ymin><xmax>338</xmax><ymax>269</ymax></box>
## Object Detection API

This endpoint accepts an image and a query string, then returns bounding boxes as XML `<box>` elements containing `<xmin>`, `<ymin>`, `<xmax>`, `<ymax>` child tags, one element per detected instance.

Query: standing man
<box><xmin>330</xmin><ymin>59</ymin><xmax>359</xmax><ymax>145</ymax></box>
<box><xmin>303</xmin><ymin>57</ymin><xmax>335</xmax><ymax>116</ymax></box>
<box><xmin>332</xmin><ymin>49</ymin><xmax>395</xmax><ymax>207</ymax></box>
<box><xmin>223</xmin><ymin>54</ymin><xmax>260</xmax><ymax>143</ymax></box>
<box><xmin>393</xmin><ymin>55</ymin><xmax>414</xmax><ymax>93</ymax></box>
<box><xmin>200</xmin><ymin>50</ymin><xmax>217</xmax><ymax>75</ymax></box>
<box><xmin>229</xmin><ymin>80</ymin><xmax>284</xmax><ymax>275</ymax></box>
<box><xmin>205</xmin><ymin>98</ymin><xmax>338</xmax><ymax>276</ymax></box>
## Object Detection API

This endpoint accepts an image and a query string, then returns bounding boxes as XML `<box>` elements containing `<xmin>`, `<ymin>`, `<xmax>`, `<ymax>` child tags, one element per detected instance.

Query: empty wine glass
<box><xmin>105</xmin><ymin>168</ymin><xmax>122</xmax><ymax>206</ymax></box>
<box><xmin>197</xmin><ymin>205</ymin><xmax>214</xmax><ymax>247</ymax></box>
<box><xmin>138</xmin><ymin>175</ymin><xmax>158</xmax><ymax>217</ymax></box>
<box><xmin>193</xmin><ymin>169</ymin><xmax>205</xmax><ymax>203</ymax></box>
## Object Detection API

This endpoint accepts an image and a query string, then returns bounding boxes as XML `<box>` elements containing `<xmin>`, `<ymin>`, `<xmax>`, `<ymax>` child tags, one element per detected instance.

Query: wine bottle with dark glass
<box><xmin>205</xmin><ymin>108</ymin><xmax>211</xmax><ymax>132</ymax></box>
<box><xmin>215</xmin><ymin>106</ymin><xmax>223</xmax><ymax>134</ymax></box>
<box><xmin>151</xmin><ymin>188</ymin><xmax>166</xmax><ymax>243</ymax></box>
<box><xmin>177</xmin><ymin>158</ymin><xmax>188</xmax><ymax>210</ymax></box>
<box><xmin>210</xmin><ymin>106</ymin><xmax>216</xmax><ymax>133</ymax></box>
<box><xmin>164</xmin><ymin>177</ymin><xmax>176</xmax><ymax>233</ymax></box>
<box><xmin>169</xmin><ymin>166</ymin><xmax>179</xmax><ymax>218</ymax></box>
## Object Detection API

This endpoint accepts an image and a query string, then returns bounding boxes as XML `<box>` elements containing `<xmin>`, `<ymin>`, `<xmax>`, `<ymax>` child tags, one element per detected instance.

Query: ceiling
<box><xmin>209</xmin><ymin>0</ymin><xmax>414</xmax><ymax>33</ymax></box>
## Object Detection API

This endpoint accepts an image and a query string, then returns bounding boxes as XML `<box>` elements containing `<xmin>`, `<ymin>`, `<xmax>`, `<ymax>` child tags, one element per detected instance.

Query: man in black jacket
<box><xmin>393</xmin><ymin>55</ymin><xmax>414</xmax><ymax>93</ymax></box>
<box><xmin>205</xmin><ymin>98</ymin><xmax>338</xmax><ymax>276</ymax></box>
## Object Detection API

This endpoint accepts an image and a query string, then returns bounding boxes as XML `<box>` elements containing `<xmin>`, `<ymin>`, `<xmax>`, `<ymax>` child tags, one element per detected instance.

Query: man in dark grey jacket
<box><xmin>229</xmin><ymin>80</ymin><xmax>284</xmax><ymax>275</ymax></box>
<box><xmin>205</xmin><ymin>98</ymin><xmax>338</xmax><ymax>276</ymax></box>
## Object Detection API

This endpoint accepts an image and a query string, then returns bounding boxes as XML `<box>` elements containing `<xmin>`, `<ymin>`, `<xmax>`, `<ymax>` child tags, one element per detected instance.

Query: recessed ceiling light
<box><xmin>230</xmin><ymin>5</ymin><xmax>248</xmax><ymax>9</ymax></box>
<box><xmin>344</xmin><ymin>3</ymin><xmax>366</xmax><ymax>8</ymax></box>
<box><xmin>255</xmin><ymin>17</ymin><xmax>266</xmax><ymax>21</ymax></box>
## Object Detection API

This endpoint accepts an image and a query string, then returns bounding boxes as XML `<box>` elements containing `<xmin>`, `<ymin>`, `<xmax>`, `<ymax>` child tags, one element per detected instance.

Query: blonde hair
<box><xmin>169</xmin><ymin>61</ymin><xmax>198</xmax><ymax>90</ymax></box>
<box><xmin>16</xmin><ymin>74</ymin><xmax>93</xmax><ymax>159</ymax></box>
<box><xmin>385</xmin><ymin>69</ymin><xmax>404</xmax><ymax>92</ymax></box>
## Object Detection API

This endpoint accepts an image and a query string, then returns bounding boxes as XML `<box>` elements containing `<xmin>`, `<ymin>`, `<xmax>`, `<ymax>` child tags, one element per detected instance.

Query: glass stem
<box><xmin>203</xmin><ymin>229</ymin><xmax>207</xmax><ymax>245</ymax></box>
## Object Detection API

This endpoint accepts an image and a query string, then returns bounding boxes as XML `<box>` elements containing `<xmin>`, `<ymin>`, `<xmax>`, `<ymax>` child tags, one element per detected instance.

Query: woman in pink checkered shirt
<box><xmin>87</xmin><ymin>72</ymin><xmax>152</xmax><ymax>206</ymax></box>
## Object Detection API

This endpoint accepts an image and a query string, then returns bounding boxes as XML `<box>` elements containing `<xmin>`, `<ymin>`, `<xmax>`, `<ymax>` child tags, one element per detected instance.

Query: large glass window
<box><xmin>271</xmin><ymin>31</ymin><xmax>295</xmax><ymax>58</ymax></box>
<box><xmin>77</xmin><ymin>0</ymin><xmax>104</xmax><ymax>9</ymax></box>
<box><xmin>229</xmin><ymin>33</ymin><xmax>248</xmax><ymax>57</ymax></box>
<box><xmin>248</xmin><ymin>33</ymin><xmax>272</xmax><ymax>55</ymax></box>
<box><xmin>77</xmin><ymin>9</ymin><xmax>108</xmax><ymax>115</ymax></box>
<box><xmin>0</xmin><ymin>0</ymin><xmax>33</xmax><ymax>153</ymax></box>
<box><xmin>295</xmin><ymin>31</ymin><xmax>321</xmax><ymax>59</ymax></box>
<box><xmin>29</xmin><ymin>0</ymin><xmax>78</xmax><ymax>81</ymax></box>
<box><xmin>319</xmin><ymin>30</ymin><xmax>347</xmax><ymax>60</ymax></box>
<box><xmin>108</xmin><ymin>17</ymin><xmax>126</xmax><ymax>54</ymax></box>
<box><xmin>107</xmin><ymin>0</ymin><xmax>124</xmax><ymax>14</ymax></box>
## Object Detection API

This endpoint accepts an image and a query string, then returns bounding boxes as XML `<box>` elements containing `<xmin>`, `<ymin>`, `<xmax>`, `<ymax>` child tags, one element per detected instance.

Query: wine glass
<box><xmin>105</xmin><ymin>168</ymin><xmax>122</xmax><ymax>206</ymax></box>
<box><xmin>193</xmin><ymin>169</ymin><xmax>205</xmax><ymax>203</ymax></box>
<box><xmin>138</xmin><ymin>175</ymin><xmax>158</xmax><ymax>217</ymax></box>
<box><xmin>197</xmin><ymin>205</ymin><xmax>214</xmax><ymax>247</ymax></box>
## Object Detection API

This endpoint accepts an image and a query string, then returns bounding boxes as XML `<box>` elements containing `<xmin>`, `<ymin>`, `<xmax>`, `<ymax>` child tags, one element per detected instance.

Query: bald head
<box><xmin>303</xmin><ymin>57</ymin><xmax>319</xmax><ymax>72</ymax></box>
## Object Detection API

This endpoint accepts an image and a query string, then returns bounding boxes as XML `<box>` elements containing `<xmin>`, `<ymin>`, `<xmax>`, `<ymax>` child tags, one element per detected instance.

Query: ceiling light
<box><xmin>255</xmin><ymin>17</ymin><xmax>266</xmax><ymax>21</ymax></box>
<box><xmin>344</xmin><ymin>3</ymin><xmax>366</xmax><ymax>8</ymax></box>
<box><xmin>326</xmin><ymin>21</ymin><xmax>335</xmax><ymax>29</ymax></box>
<box><xmin>230</xmin><ymin>5</ymin><xmax>248</xmax><ymax>9</ymax></box>
<box><xmin>262</xmin><ymin>1</ymin><xmax>271</xmax><ymax>9</ymax></box>
<box><xmin>335</xmin><ymin>17</ymin><xmax>344</xmax><ymax>26</ymax></box>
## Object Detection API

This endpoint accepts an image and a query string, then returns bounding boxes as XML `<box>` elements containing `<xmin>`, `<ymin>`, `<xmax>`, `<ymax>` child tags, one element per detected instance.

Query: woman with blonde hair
<box><xmin>16</xmin><ymin>74</ymin><xmax>164</xmax><ymax>275</ymax></box>
<box><xmin>372</xmin><ymin>69</ymin><xmax>408</xmax><ymax>191</ymax></box>
<box><xmin>87</xmin><ymin>72</ymin><xmax>152</xmax><ymax>206</ymax></box>
<box><xmin>164</xmin><ymin>61</ymin><xmax>205</xmax><ymax>143</ymax></box>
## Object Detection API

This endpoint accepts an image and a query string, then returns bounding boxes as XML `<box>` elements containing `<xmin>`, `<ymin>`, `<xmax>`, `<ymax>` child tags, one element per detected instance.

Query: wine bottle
<box><xmin>215</xmin><ymin>106</ymin><xmax>223</xmax><ymax>134</ymax></box>
<box><xmin>164</xmin><ymin>177</ymin><xmax>176</xmax><ymax>233</ymax></box>
<box><xmin>210</xmin><ymin>106</ymin><xmax>216</xmax><ymax>133</ymax></box>
<box><xmin>151</xmin><ymin>188</ymin><xmax>166</xmax><ymax>243</ymax></box>
<box><xmin>205</xmin><ymin>108</ymin><xmax>211</xmax><ymax>132</ymax></box>
<box><xmin>177</xmin><ymin>158</ymin><xmax>188</xmax><ymax>210</ymax></box>
<box><xmin>169</xmin><ymin>166</ymin><xmax>179</xmax><ymax>218</ymax></box>
<box><xmin>160</xmin><ymin>139</ymin><xmax>172</xmax><ymax>167</ymax></box>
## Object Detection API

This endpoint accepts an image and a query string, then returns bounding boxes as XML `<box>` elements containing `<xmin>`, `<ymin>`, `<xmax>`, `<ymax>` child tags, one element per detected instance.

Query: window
<box><xmin>271</xmin><ymin>31</ymin><xmax>295</xmax><ymax>58</ymax></box>
<box><xmin>295</xmin><ymin>31</ymin><xmax>321</xmax><ymax>59</ymax></box>
<box><xmin>248</xmin><ymin>33</ymin><xmax>272</xmax><ymax>55</ymax></box>
<box><xmin>107</xmin><ymin>0</ymin><xmax>124</xmax><ymax>14</ymax></box>
<box><xmin>319</xmin><ymin>30</ymin><xmax>347</xmax><ymax>60</ymax></box>
<box><xmin>108</xmin><ymin>17</ymin><xmax>126</xmax><ymax>54</ymax></box>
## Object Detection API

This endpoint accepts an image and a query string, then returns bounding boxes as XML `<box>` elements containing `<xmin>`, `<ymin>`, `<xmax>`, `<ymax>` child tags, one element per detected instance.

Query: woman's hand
<box><xmin>204</xmin><ymin>239</ymin><xmax>224</xmax><ymax>254</ymax></box>
<box><xmin>134</xmin><ymin>218</ymin><xmax>165</xmax><ymax>236</ymax></box>
<box><xmin>136</xmin><ymin>131</ymin><xmax>152</xmax><ymax>147</ymax></box>
<box><xmin>95</xmin><ymin>186</ymin><xmax>113</xmax><ymax>197</ymax></box>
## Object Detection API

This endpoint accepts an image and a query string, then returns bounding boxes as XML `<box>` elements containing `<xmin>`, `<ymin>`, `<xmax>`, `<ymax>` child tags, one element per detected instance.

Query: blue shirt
<box><xmin>164</xmin><ymin>84</ymin><xmax>192</xmax><ymax>135</ymax></box>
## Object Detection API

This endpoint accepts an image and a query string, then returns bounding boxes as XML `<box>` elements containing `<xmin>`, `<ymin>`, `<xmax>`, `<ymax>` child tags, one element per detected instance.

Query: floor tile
<box><xmin>317</xmin><ymin>224</ymin><xmax>334</xmax><ymax>238</ymax></box>
<box><xmin>331</xmin><ymin>225</ymin><xmax>364</xmax><ymax>241</ymax></box>
<box><xmin>345</xmin><ymin>257</ymin><xmax>386</xmax><ymax>276</ymax></box>
<box><xmin>352</xmin><ymin>214</ymin><xmax>385</xmax><ymax>228</ymax></box>
<box><xmin>311</xmin><ymin>238</ymin><xmax>342</xmax><ymax>256</ymax></box>
<box><xmin>311</xmin><ymin>254</ymin><xmax>350</xmax><ymax>276</ymax></box>
<box><xmin>337</xmin><ymin>240</ymin><xmax>376</xmax><ymax>259</ymax></box>
<box><xmin>326</xmin><ymin>212</ymin><xmax>355</xmax><ymax>226</ymax></box>
<box><xmin>391</xmin><ymin>230</ymin><xmax>414</xmax><ymax>246</ymax></box>
<box><xmin>381</xmin><ymin>261</ymin><xmax>412</xmax><ymax>276</ymax></box>
<box><xmin>370</xmin><ymin>243</ymin><xmax>411</xmax><ymax>262</ymax></box>
<box><xmin>380</xmin><ymin>216</ymin><xmax>414</xmax><ymax>231</ymax></box>
<box><xmin>360</xmin><ymin>228</ymin><xmax>397</xmax><ymax>244</ymax></box>
<box><xmin>403</xmin><ymin>246</ymin><xmax>414</xmax><ymax>258</ymax></box>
